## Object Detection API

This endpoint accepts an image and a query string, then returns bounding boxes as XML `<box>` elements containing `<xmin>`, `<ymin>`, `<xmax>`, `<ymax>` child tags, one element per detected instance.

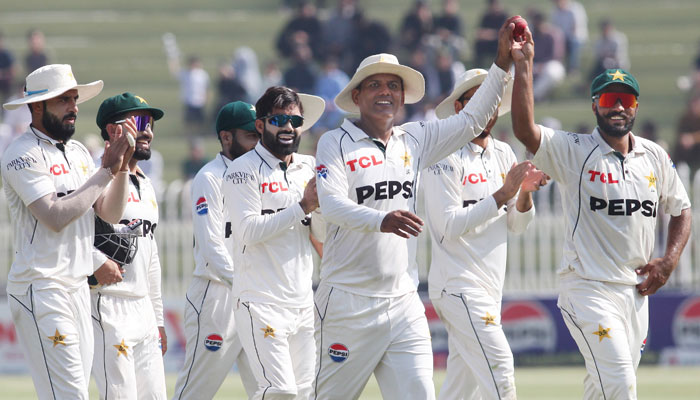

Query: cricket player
<box><xmin>172</xmin><ymin>101</ymin><xmax>259</xmax><ymax>400</ymax></box>
<box><xmin>223</xmin><ymin>86</ymin><xmax>325</xmax><ymax>400</ymax></box>
<box><xmin>511</xmin><ymin>28</ymin><xmax>692</xmax><ymax>399</ymax></box>
<box><xmin>313</xmin><ymin>20</ymin><xmax>522</xmax><ymax>400</ymax></box>
<box><xmin>425</xmin><ymin>69</ymin><xmax>546</xmax><ymax>400</ymax></box>
<box><xmin>1</xmin><ymin>64</ymin><xmax>134</xmax><ymax>399</ymax></box>
<box><xmin>90</xmin><ymin>92</ymin><xmax>167</xmax><ymax>399</ymax></box>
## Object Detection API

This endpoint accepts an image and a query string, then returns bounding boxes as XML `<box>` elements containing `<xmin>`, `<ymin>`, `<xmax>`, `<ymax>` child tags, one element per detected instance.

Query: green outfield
<box><xmin>1</xmin><ymin>366</ymin><xmax>699</xmax><ymax>399</ymax></box>
<box><xmin>1</xmin><ymin>0</ymin><xmax>699</xmax><ymax>183</ymax></box>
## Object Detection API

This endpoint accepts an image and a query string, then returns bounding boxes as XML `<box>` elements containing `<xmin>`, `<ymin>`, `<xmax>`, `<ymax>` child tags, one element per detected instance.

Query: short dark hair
<box><xmin>255</xmin><ymin>86</ymin><xmax>304</xmax><ymax>120</ymax></box>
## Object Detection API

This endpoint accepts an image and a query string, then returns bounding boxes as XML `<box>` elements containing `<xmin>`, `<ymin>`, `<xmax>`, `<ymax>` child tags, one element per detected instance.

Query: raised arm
<box><xmin>511</xmin><ymin>27</ymin><xmax>542</xmax><ymax>155</ymax></box>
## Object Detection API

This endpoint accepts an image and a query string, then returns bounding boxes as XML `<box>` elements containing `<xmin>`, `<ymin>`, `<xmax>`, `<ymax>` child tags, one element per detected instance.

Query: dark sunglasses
<box><xmin>593</xmin><ymin>92</ymin><xmax>638</xmax><ymax>109</ymax></box>
<box><xmin>264</xmin><ymin>114</ymin><xmax>304</xmax><ymax>128</ymax></box>
<box><xmin>113</xmin><ymin>115</ymin><xmax>154</xmax><ymax>132</ymax></box>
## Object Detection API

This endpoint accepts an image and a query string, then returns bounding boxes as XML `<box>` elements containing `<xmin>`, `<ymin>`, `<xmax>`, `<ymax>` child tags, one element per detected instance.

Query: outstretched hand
<box><xmin>511</xmin><ymin>26</ymin><xmax>534</xmax><ymax>64</ymax></box>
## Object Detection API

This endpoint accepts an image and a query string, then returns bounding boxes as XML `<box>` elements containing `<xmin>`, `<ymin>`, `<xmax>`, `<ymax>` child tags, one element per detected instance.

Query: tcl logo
<box><xmin>463</xmin><ymin>173</ymin><xmax>488</xmax><ymax>185</ymax></box>
<box><xmin>50</xmin><ymin>164</ymin><xmax>70</xmax><ymax>176</ymax></box>
<box><xmin>346</xmin><ymin>155</ymin><xmax>383</xmax><ymax>172</ymax></box>
<box><xmin>261</xmin><ymin>182</ymin><xmax>288</xmax><ymax>193</ymax></box>
<box><xmin>588</xmin><ymin>170</ymin><xmax>619</xmax><ymax>184</ymax></box>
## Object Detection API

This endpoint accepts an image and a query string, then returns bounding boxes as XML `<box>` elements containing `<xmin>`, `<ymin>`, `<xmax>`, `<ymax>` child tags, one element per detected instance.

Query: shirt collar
<box><xmin>592</xmin><ymin>128</ymin><xmax>645</xmax><ymax>156</ymax></box>
<box><xmin>465</xmin><ymin>137</ymin><xmax>493</xmax><ymax>154</ymax></box>
<box><xmin>29</xmin><ymin>125</ymin><xmax>63</xmax><ymax>147</ymax></box>
<box><xmin>253</xmin><ymin>141</ymin><xmax>299</xmax><ymax>170</ymax></box>
<box><xmin>340</xmin><ymin>118</ymin><xmax>405</xmax><ymax>143</ymax></box>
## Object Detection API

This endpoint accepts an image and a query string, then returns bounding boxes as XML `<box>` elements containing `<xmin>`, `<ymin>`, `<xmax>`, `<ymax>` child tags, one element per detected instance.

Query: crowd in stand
<box><xmin>2</xmin><ymin>0</ymin><xmax>700</xmax><ymax>180</ymax></box>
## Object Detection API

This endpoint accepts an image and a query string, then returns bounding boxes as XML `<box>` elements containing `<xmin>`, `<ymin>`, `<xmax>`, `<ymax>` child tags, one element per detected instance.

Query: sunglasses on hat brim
<box><xmin>262</xmin><ymin>114</ymin><xmax>304</xmax><ymax>128</ymax></box>
<box><xmin>113</xmin><ymin>115</ymin><xmax>154</xmax><ymax>132</ymax></box>
<box><xmin>592</xmin><ymin>92</ymin><xmax>638</xmax><ymax>109</ymax></box>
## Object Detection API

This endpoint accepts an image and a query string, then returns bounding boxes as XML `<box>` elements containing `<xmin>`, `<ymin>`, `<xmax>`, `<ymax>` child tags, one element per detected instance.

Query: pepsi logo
<box><xmin>196</xmin><ymin>197</ymin><xmax>209</xmax><ymax>215</ymax></box>
<box><xmin>316</xmin><ymin>165</ymin><xmax>328</xmax><ymax>179</ymax></box>
<box><xmin>204</xmin><ymin>334</ymin><xmax>223</xmax><ymax>351</ymax></box>
<box><xmin>328</xmin><ymin>343</ymin><xmax>348</xmax><ymax>362</ymax></box>
<box><xmin>673</xmin><ymin>296</ymin><xmax>700</xmax><ymax>348</ymax></box>
<box><xmin>501</xmin><ymin>300</ymin><xmax>556</xmax><ymax>353</ymax></box>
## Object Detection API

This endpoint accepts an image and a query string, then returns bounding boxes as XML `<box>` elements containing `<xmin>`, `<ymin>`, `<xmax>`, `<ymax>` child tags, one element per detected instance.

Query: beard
<box><xmin>42</xmin><ymin>110</ymin><xmax>76</xmax><ymax>142</ymax></box>
<box><xmin>132</xmin><ymin>135</ymin><xmax>151</xmax><ymax>161</ymax></box>
<box><xmin>595</xmin><ymin>110</ymin><xmax>635</xmax><ymax>138</ymax></box>
<box><xmin>228</xmin><ymin>137</ymin><xmax>252</xmax><ymax>160</ymax></box>
<box><xmin>261</xmin><ymin>125</ymin><xmax>300</xmax><ymax>157</ymax></box>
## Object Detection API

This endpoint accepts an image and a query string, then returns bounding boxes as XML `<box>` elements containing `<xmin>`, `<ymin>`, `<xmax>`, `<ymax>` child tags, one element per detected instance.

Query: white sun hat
<box><xmin>3</xmin><ymin>64</ymin><xmax>104</xmax><ymax>110</ymax></box>
<box><xmin>434</xmin><ymin>68</ymin><xmax>513</xmax><ymax>120</ymax></box>
<box><xmin>334</xmin><ymin>53</ymin><xmax>425</xmax><ymax>114</ymax></box>
<box><xmin>298</xmin><ymin>93</ymin><xmax>325</xmax><ymax>132</ymax></box>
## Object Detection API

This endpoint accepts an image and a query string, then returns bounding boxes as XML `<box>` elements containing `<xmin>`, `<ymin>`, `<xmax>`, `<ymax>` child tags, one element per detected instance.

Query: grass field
<box><xmin>1</xmin><ymin>366</ymin><xmax>699</xmax><ymax>399</ymax></box>
<box><xmin>1</xmin><ymin>0</ymin><xmax>700</xmax><ymax>182</ymax></box>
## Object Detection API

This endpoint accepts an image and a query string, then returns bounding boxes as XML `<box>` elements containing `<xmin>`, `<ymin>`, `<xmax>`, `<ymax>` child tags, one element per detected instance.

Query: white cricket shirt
<box><xmin>2</xmin><ymin>128</ymin><xmax>97</xmax><ymax>294</ymax></box>
<box><xmin>190</xmin><ymin>153</ymin><xmax>235</xmax><ymax>287</ymax></box>
<box><xmin>424</xmin><ymin>138</ymin><xmax>534</xmax><ymax>300</ymax></box>
<box><xmin>533</xmin><ymin>126</ymin><xmax>691</xmax><ymax>285</ymax></box>
<box><xmin>223</xmin><ymin>142</ymin><xmax>316</xmax><ymax>307</ymax></box>
<box><xmin>315</xmin><ymin>63</ymin><xmax>510</xmax><ymax>297</ymax></box>
<box><xmin>93</xmin><ymin>170</ymin><xmax>163</xmax><ymax>325</ymax></box>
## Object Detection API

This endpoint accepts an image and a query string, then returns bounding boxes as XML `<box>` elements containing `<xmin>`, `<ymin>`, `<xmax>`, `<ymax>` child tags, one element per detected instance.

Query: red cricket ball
<box><xmin>508</xmin><ymin>15</ymin><xmax>528</xmax><ymax>42</ymax></box>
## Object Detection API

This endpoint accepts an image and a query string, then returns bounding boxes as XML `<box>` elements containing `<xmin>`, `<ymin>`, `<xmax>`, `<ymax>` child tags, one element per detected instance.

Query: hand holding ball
<box><xmin>508</xmin><ymin>15</ymin><xmax>528</xmax><ymax>42</ymax></box>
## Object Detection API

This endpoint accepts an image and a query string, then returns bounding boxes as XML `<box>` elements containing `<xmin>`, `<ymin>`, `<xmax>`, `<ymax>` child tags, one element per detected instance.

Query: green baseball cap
<box><xmin>96</xmin><ymin>92</ymin><xmax>164</xmax><ymax>129</ymax></box>
<box><xmin>215</xmin><ymin>101</ymin><xmax>257</xmax><ymax>134</ymax></box>
<box><xmin>590</xmin><ymin>69</ymin><xmax>640</xmax><ymax>97</ymax></box>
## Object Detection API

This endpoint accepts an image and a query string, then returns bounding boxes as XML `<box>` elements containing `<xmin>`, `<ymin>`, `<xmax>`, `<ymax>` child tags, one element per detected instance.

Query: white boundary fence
<box><xmin>1</xmin><ymin>164</ymin><xmax>699</xmax><ymax>296</ymax></box>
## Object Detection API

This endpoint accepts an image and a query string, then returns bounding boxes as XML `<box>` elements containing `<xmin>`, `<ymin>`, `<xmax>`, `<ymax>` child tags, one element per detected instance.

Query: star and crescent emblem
<box><xmin>261</xmin><ymin>325</ymin><xmax>275</xmax><ymax>338</ymax></box>
<box><xmin>481</xmin><ymin>312</ymin><xmax>496</xmax><ymax>326</ymax></box>
<box><xmin>608</xmin><ymin>70</ymin><xmax>626</xmax><ymax>82</ymax></box>
<box><xmin>48</xmin><ymin>329</ymin><xmax>67</xmax><ymax>347</ymax></box>
<box><xmin>593</xmin><ymin>324</ymin><xmax>612</xmax><ymax>342</ymax></box>
<box><xmin>114</xmin><ymin>339</ymin><xmax>129</xmax><ymax>357</ymax></box>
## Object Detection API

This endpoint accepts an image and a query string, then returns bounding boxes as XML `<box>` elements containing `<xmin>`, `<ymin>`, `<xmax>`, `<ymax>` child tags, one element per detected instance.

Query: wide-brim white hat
<box><xmin>435</xmin><ymin>68</ymin><xmax>513</xmax><ymax>119</ymax></box>
<box><xmin>334</xmin><ymin>53</ymin><xmax>425</xmax><ymax>114</ymax></box>
<box><xmin>3</xmin><ymin>64</ymin><xmax>103</xmax><ymax>110</ymax></box>
<box><xmin>298</xmin><ymin>93</ymin><xmax>325</xmax><ymax>132</ymax></box>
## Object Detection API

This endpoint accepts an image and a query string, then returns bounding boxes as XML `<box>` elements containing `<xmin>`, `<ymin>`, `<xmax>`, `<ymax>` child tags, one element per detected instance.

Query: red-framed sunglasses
<box><xmin>593</xmin><ymin>92</ymin><xmax>638</xmax><ymax>109</ymax></box>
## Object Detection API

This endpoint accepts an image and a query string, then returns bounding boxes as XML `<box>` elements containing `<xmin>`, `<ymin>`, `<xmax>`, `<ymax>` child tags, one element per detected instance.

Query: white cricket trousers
<box><xmin>432</xmin><ymin>288</ymin><xmax>516</xmax><ymax>400</ymax></box>
<box><xmin>172</xmin><ymin>277</ymin><xmax>256</xmax><ymax>400</ymax></box>
<box><xmin>313</xmin><ymin>284</ymin><xmax>435</xmax><ymax>400</ymax></box>
<box><xmin>235</xmin><ymin>301</ymin><xmax>316</xmax><ymax>400</ymax></box>
<box><xmin>91</xmin><ymin>292</ymin><xmax>166</xmax><ymax>400</ymax></box>
<box><xmin>9</xmin><ymin>284</ymin><xmax>93</xmax><ymax>400</ymax></box>
<box><xmin>558</xmin><ymin>271</ymin><xmax>648</xmax><ymax>400</ymax></box>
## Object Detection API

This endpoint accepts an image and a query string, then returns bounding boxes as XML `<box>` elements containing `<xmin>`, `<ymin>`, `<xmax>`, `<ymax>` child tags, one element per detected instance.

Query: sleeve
<box><xmin>191</xmin><ymin>172</ymin><xmax>234</xmax><ymax>286</ymax></box>
<box><xmin>148</xmin><ymin>242</ymin><xmax>164</xmax><ymax>326</ymax></box>
<box><xmin>315</xmin><ymin>132</ymin><xmax>387</xmax><ymax>232</ymax></box>
<box><xmin>92</xmin><ymin>248</ymin><xmax>108</xmax><ymax>271</ymax></box>
<box><xmin>419</xmin><ymin>64</ymin><xmax>511</xmax><ymax>167</ymax></box>
<box><xmin>423</xmin><ymin>153</ymin><xmax>500</xmax><ymax>241</ymax></box>
<box><xmin>2</xmin><ymin>145</ymin><xmax>55</xmax><ymax>206</ymax></box>
<box><xmin>531</xmin><ymin>125</ymin><xmax>578</xmax><ymax>184</ymax></box>
<box><xmin>505</xmin><ymin>149</ymin><xmax>535</xmax><ymax>234</ymax></box>
<box><xmin>223</xmin><ymin>160</ymin><xmax>306</xmax><ymax>244</ymax></box>
<box><xmin>658</xmin><ymin>150</ymin><xmax>691</xmax><ymax>216</ymax></box>
<box><xmin>310</xmin><ymin>209</ymin><xmax>326</xmax><ymax>243</ymax></box>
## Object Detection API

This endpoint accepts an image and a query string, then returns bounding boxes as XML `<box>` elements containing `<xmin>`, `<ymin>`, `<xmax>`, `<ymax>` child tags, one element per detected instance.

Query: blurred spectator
<box><xmin>550</xmin><ymin>0</ymin><xmax>588</xmax><ymax>74</ymax></box>
<box><xmin>0</xmin><ymin>32</ymin><xmax>15</xmax><ymax>105</ymax></box>
<box><xmin>399</xmin><ymin>1</ymin><xmax>433</xmax><ymax>51</ymax></box>
<box><xmin>436</xmin><ymin>51</ymin><xmax>459</xmax><ymax>100</ymax></box>
<box><xmin>182</xmin><ymin>139</ymin><xmax>208</xmax><ymax>180</ymax></box>
<box><xmin>233</xmin><ymin>47</ymin><xmax>263</xmax><ymax>102</ymax></box>
<box><xmin>434</xmin><ymin>0</ymin><xmax>463</xmax><ymax>36</ymax></box>
<box><xmin>350</xmin><ymin>11</ymin><xmax>393</xmax><ymax>70</ymax></box>
<box><xmin>214</xmin><ymin>61</ymin><xmax>248</xmax><ymax>118</ymax></box>
<box><xmin>263</xmin><ymin>60</ymin><xmax>284</xmax><ymax>89</ymax></box>
<box><xmin>529</xmin><ymin>9</ymin><xmax>566</xmax><ymax>102</ymax></box>
<box><xmin>169</xmin><ymin>55</ymin><xmax>211</xmax><ymax>135</ymax></box>
<box><xmin>474</xmin><ymin>0</ymin><xmax>508</xmax><ymax>68</ymax></box>
<box><xmin>407</xmin><ymin>46</ymin><xmax>440</xmax><ymax>116</ymax></box>
<box><xmin>25</xmin><ymin>29</ymin><xmax>48</xmax><ymax>74</ymax></box>
<box><xmin>590</xmin><ymin>19</ymin><xmax>629</xmax><ymax>80</ymax></box>
<box><xmin>322</xmin><ymin>0</ymin><xmax>360</xmax><ymax>74</ymax></box>
<box><xmin>313</xmin><ymin>55</ymin><xmax>349</xmax><ymax>133</ymax></box>
<box><xmin>0</xmin><ymin>83</ymin><xmax>31</xmax><ymax>146</ymax></box>
<box><xmin>276</xmin><ymin>1</ymin><xmax>323</xmax><ymax>60</ymax></box>
<box><xmin>673</xmin><ymin>92</ymin><xmax>700</xmax><ymax>172</ymax></box>
<box><xmin>283</xmin><ymin>43</ymin><xmax>318</xmax><ymax>94</ymax></box>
